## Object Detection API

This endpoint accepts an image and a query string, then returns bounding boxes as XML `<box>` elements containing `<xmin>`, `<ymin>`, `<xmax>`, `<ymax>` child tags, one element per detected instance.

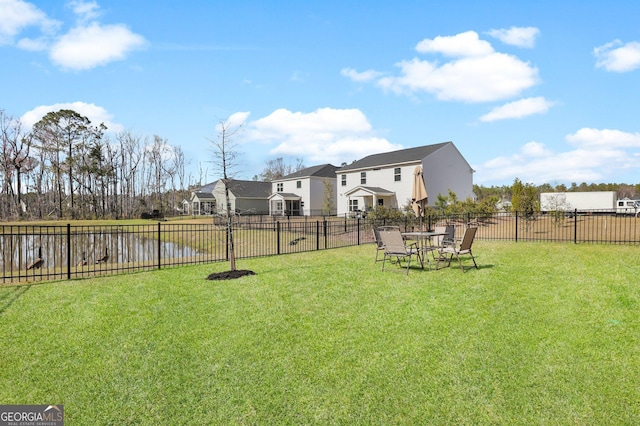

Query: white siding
<box><xmin>336</xmin><ymin>164</ymin><xmax>417</xmax><ymax>216</ymax></box>
<box><xmin>309</xmin><ymin>177</ymin><xmax>337</xmax><ymax>215</ymax></box>
<box><xmin>272</xmin><ymin>176</ymin><xmax>337</xmax><ymax>215</ymax></box>
<box><xmin>422</xmin><ymin>143</ymin><xmax>473</xmax><ymax>203</ymax></box>
<box><xmin>336</xmin><ymin>143</ymin><xmax>473</xmax><ymax>216</ymax></box>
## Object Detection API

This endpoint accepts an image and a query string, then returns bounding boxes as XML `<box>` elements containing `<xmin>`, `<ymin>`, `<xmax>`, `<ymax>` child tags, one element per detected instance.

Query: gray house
<box><xmin>336</xmin><ymin>142</ymin><xmax>474</xmax><ymax>216</ymax></box>
<box><xmin>189</xmin><ymin>179</ymin><xmax>271</xmax><ymax>215</ymax></box>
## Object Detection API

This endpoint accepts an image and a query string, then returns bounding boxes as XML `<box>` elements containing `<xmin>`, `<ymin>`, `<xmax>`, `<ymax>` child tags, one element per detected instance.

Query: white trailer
<box><xmin>616</xmin><ymin>198</ymin><xmax>640</xmax><ymax>215</ymax></box>
<box><xmin>540</xmin><ymin>191</ymin><xmax>640</xmax><ymax>216</ymax></box>
<box><xmin>540</xmin><ymin>191</ymin><xmax>616</xmax><ymax>212</ymax></box>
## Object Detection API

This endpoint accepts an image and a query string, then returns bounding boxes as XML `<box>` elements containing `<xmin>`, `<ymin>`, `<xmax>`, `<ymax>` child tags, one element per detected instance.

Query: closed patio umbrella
<box><xmin>412</xmin><ymin>165</ymin><xmax>428</xmax><ymax>228</ymax></box>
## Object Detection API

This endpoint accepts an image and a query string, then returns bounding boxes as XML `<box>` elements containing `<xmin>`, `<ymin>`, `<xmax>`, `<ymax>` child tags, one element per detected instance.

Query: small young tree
<box><xmin>259</xmin><ymin>157</ymin><xmax>304</xmax><ymax>181</ymax></box>
<box><xmin>511</xmin><ymin>178</ymin><xmax>539</xmax><ymax>230</ymax></box>
<box><xmin>209</xmin><ymin>116</ymin><xmax>244</xmax><ymax>272</ymax></box>
<box><xmin>322</xmin><ymin>180</ymin><xmax>335</xmax><ymax>215</ymax></box>
<box><xmin>542</xmin><ymin>192</ymin><xmax>571</xmax><ymax>225</ymax></box>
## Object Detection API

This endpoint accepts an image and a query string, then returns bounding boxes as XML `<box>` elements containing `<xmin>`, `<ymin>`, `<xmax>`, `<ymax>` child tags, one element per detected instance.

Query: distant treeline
<box><xmin>473</xmin><ymin>182</ymin><xmax>640</xmax><ymax>202</ymax></box>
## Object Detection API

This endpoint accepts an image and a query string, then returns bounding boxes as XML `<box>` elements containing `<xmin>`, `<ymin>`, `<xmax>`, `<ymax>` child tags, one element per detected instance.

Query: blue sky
<box><xmin>2</xmin><ymin>0</ymin><xmax>640</xmax><ymax>187</ymax></box>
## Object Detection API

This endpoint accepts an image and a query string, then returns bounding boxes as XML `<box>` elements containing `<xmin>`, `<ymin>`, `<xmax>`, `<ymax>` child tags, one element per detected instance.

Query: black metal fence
<box><xmin>3</xmin><ymin>210</ymin><xmax>640</xmax><ymax>284</ymax></box>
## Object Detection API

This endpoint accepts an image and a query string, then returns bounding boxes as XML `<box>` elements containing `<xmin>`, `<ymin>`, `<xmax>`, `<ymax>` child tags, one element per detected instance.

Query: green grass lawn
<box><xmin>1</xmin><ymin>241</ymin><xmax>639</xmax><ymax>424</ymax></box>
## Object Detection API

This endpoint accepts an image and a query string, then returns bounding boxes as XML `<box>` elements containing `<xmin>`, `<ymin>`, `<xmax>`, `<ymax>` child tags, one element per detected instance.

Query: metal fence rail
<box><xmin>2</xmin><ymin>210</ymin><xmax>640</xmax><ymax>284</ymax></box>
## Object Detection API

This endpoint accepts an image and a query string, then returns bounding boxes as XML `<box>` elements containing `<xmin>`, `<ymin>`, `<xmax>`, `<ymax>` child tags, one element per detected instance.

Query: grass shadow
<box><xmin>0</xmin><ymin>285</ymin><xmax>31</xmax><ymax>316</ymax></box>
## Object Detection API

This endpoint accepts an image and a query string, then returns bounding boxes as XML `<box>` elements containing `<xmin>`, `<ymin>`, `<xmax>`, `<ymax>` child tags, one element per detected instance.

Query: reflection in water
<box><xmin>0</xmin><ymin>229</ymin><xmax>200</xmax><ymax>272</ymax></box>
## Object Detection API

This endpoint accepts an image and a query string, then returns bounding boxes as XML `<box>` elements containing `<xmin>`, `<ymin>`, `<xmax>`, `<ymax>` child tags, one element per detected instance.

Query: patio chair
<box><xmin>438</xmin><ymin>227</ymin><xmax>478</xmax><ymax>272</ymax></box>
<box><xmin>379</xmin><ymin>228</ymin><xmax>421</xmax><ymax>274</ymax></box>
<box><xmin>430</xmin><ymin>225</ymin><xmax>456</xmax><ymax>261</ymax></box>
<box><xmin>373</xmin><ymin>226</ymin><xmax>400</xmax><ymax>262</ymax></box>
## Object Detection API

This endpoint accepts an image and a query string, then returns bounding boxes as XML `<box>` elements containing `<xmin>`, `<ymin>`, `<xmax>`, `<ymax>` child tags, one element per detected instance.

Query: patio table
<box><xmin>401</xmin><ymin>231</ymin><xmax>447</xmax><ymax>270</ymax></box>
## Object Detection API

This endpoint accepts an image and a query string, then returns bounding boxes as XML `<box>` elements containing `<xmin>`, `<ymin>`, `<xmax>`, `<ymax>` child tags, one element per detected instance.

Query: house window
<box><xmin>296</xmin><ymin>180</ymin><xmax>301</xmax><ymax>189</ymax></box>
<box><xmin>341</xmin><ymin>174</ymin><xmax>346</xmax><ymax>186</ymax></box>
<box><xmin>349</xmin><ymin>199</ymin><xmax>359</xmax><ymax>211</ymax></box>
<box><xmin>360</xmin><ymin>172</ymin><xmax>366</xmax><ymax>184</ymax></box>
<box><xmin>378</xmin><ymin>199</ymin><xmax>384</xmax><ymax>206</ymax></box>
<box><xmin>394</xmin><ymin>167</ymin><xmax>401</xmax><ymax>182</ymax></box>
<box><xmin>276</xmin><ymin>183</ymin><xmax>283</xmax><ymax>192</ymax></box>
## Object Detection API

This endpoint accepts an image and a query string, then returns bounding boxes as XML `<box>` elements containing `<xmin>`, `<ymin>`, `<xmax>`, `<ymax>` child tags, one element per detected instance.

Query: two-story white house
<box><xmin>268</xmin><ymin>164</ymin><xmax>339</xmax><ymax>216</ymax></box>
<box><xmin>336</xmin><ymin>142</ymin><xmax>474</xmax><ymax>216</ymax></box>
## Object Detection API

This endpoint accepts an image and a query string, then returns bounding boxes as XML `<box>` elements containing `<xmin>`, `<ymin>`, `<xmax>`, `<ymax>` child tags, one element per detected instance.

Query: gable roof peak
<box><xmin>279</xmin><ymin>163</ymin><xmax>339</xmax><ymax>180</ymax></box>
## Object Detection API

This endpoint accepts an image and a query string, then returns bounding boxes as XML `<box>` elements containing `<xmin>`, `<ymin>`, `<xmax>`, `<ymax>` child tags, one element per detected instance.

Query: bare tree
<box><xmin>540</xmin><ymin>192</ymin><xmax>571</xmax><ymax>225</ymax></box>
<box><xmin>117</xmin><ymin>131</ymin><xmax>143</xmax><ymax>218</ymax></box>
<box><xmin>259</xmin><ymin>157</ymin><xmax>305</xmax><ymax>181</ymax></box>
<box><xmin>0</xmin><ymin>112</ymin><xmax>38</xmax><ymax>218</ymax></box>
<box><xmin>209</xmin><ymin>117</ymin><xmax>244</xmax><ymax>271</ymax></box>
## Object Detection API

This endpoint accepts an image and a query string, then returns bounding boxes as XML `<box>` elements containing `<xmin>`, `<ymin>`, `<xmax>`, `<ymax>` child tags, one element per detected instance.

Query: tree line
<box><xmin>0</xmin><ymin>108</ymin><xmax>190</xmax><ymax>220</ymax></box>
<box><xmin>473</xmin><ymin>180</ymin><xmax>640</xmax><ymax>205</ymax></box>
<box><xmin>3</xmin><ymin>106</ymin><xmax>639</xmax><ymax>222</ymax></box>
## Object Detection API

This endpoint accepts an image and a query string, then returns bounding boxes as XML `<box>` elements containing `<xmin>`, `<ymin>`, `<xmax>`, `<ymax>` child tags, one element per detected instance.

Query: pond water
<box><xmin>0</xmin><ymin>230</ymin><xmax>201</xmax><ymax>272</ymax></box>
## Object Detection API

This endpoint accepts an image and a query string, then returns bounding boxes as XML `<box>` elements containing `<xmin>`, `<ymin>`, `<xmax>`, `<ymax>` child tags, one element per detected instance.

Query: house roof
<box><xmin>191</xmin><ymin>192</ymin><xmax>216</xmax><ymax>201</ymax></box>
<box><xmin>196</xmin><ymin>179</ymin><xmax>271</xmax><ymax>199</ymax></box>
<box><xmin>225</xmin><ymin>180</ymin><xmax>271</xmax><ymax>198</ymax></box>
<box><xmin>345</xmin><ymin>186</ymin><xmax>395</xmax><ymax>197</ymax></box>
<box><xmin>198</xmin><ymin>181</ymin><xmax>217</xmax><ymax>193</ymax></box>
<box><xmin>268</xmin><ymin>192</ymin><xmax>301</xmax><ymax>201</ymax></box>
<box><xmin>279</xmin><ymin>164</ymin><xmax>339</xmax><ymax>181</ymax></box>
<box><xmin>338</xmin><ymin>142</ymin><xmax>451</xmax><ymax>172</ymax></box>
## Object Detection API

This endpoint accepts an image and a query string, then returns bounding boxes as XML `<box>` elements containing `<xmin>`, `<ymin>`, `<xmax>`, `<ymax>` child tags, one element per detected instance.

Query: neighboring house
<box><xmin>189</xmin><ymin>189</ymin><xmax>217</xmax><ymax>215</ymax></box>
<box><xmin>336</xmin><ymin>142</ymin><xmax>474</xmax><ymax>216</ymax></box>
<box><xmin>268</xmin><ymin>164</ymin><xmax>339</xmax><ymax>216</ymax></box>
<box><xmin>189</xmin><ymin>179</ymin><xmax>271</xmax><ymax>215</ymax></box>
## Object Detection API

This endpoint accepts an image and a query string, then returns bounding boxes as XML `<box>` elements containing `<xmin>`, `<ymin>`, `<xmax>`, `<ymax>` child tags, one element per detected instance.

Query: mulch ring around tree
<box><xmin>206</xmin><ymin>270</ymin><xmax>256</xmax><ymax>280</ymax></box>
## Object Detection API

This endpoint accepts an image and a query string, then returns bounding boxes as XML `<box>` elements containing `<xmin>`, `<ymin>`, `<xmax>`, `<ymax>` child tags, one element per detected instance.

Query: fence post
<box><xmin>316</xmin><ymin>221</ymin><xmax>320</xmax><ymax>250</ymax></box>
<box><xmin>515</xmin><ymin>210</ymin><xmax>518</xmax><ymax>242</ymax></box>
<box><xmin>67</xmin><ymin>223</ymin><xmax>71</xmax><ymax>280</ymax></box>
<box><xmin>574</xmin><ymin>209</ymin><xmax>578</xmax><ymax>244</ymax></box>
<box><xmin>225</xmin><ymin>226</ymin><xmax>229</xmax><ymax>261</ymax></box>
<box><xmin>277</xmin><ymin>221</ymin><xmax>281</xmax><ymax>255</ymax></box>
<box><xmin>323</xmin><ymin>220</ymin><xmax>328</xmax><ymax>249</ymax></box>
<box><xmin>357</xmin><ymin>218</ymin><xmax>361</xmax><ymax>245</ymax></box>
<box><xmin>157</xmin><ymin>222</ymin><xmax>162</xmax><ymax>269</ymax></box>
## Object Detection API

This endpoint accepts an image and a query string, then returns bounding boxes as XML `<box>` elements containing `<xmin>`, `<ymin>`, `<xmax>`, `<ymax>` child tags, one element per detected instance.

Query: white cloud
<box><xmin>1</xmin><ymin>0</ymin><xmax>146</xmax><ymax>70</ymax></box>
<box><xmin>487</xmin><ymin>27</ymin><xmax>540</xmax><ymax>48</ymax></box>
<box><xmin>416</xmin><ymin>31</ymin><xmax>494</xmax><ymax>57</ymax></box>
<box><xmin>594</xmin><ymin>40</ymin><xmax>640</xmax><ymax>72</ymax></box>
<box><xmin>345</xmin><ymin>31</ymin><xmax>539</xmax><ymax>103</ymax></box>
<box><xmin>0</xmin><ymin>0</ymin><xmax>59</xmax><ymax>45</ymax></box>
<box><xmin>340</xmin><ymin>67</ymin><xmax>384</xmax><ymax>82</ymax></box>
<box><xmin>68</xmin><ymin>0</ymin><xmax>101</xmax><ymax>23</ymax></box>
<box><xmin>520</xmin><ymin>141</ymin><xmax>552</xmax><ymax>157</ymax></box>
<box><xmin>479</xmin><ymin>97</ymin><xmax>555</xmax><ymax>122</ymax></box>
<box><xmin>242</xmin><ymin>108</ymin><xmax>402</xmax><ymax>165</ymax></box>
<box><xmin>378</xmin><ymin>52</ymin><xmax>538</xmax><ymax>102</ymax></box>
<box><xmin>475</xmin><ymin>129</ymin><xmax>640</xmax><ymax>185</ymax></box>
<box><xmin>50</xmin><ymin>22</ymin><xmax>146</xmax><ymax>70</ymax></box>
<box><xmin>16</xmin><ymin>36</ymin><xmax>48</xmax><ymax>51</ymax></box>
<box><xmin>215</xmin><ymin>111</ymin><xmax>251</xmax><ymax>132</ymax></box>
<box><xmin>566</xmin><ymin>128</ymin><xmax>640</xmax><ymax>148</ymax></box>
<box><xmin>21</xmin><ymin>101</ymin><xmax>124</xmax><ymax>132</ymax></box>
